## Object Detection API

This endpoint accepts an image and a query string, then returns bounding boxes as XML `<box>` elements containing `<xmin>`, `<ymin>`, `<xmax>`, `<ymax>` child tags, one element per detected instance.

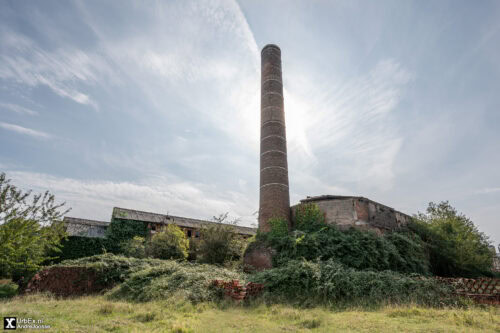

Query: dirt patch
<box><xmin>24</xmin><ymin>266</ymin><xmax>112</xmax><ymax>296</ymax></box>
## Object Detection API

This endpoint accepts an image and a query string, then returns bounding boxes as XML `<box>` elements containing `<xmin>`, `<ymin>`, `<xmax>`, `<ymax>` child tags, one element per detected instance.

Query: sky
<box><xmin>0</xmin><ymin>0</ymin><xmax>499</xmax><ymax>247</ymax></box>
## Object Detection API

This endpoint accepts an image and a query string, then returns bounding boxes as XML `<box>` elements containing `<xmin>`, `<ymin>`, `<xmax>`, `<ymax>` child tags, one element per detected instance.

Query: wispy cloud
<box><xmin>0</xmin><ymin>31</ymin><xmax>111</xmax><ymax>110</ymax></box>
<box><xmin>0</xmin><ymin>122</ymin><xmax>51</xmax><ymax>139</ymax></box>
<box><xmin>5</xmin><ymin>170</ymin><xmax>257</xmax><ymax>226</ymax></box>
<box><xmin>0</xmin><ymin>102</ymin><xmax>38</xmax><ymax>115</ymax></box>
<box><xmin>286</xmin><ymin>59</ymin><xmax>412</xmax><ymax>193</ymax></box>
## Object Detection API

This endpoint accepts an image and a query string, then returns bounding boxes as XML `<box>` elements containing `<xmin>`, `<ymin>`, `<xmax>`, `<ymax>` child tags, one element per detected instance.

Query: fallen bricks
<box><xmin>211</xmin><ymin>280</ymin><xmax>264</xmax><ymax>301</ymax></box>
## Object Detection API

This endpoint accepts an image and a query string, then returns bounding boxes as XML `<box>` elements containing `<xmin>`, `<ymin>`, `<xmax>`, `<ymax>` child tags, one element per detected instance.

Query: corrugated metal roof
<box><xmin>112</xmin><ymin>207</ymin><xmax>257</xmax><ymax>236</ymax></box>
<box><xmin>63</xmin><ymin>217</ymin><xmax>109</xmax><ymax>227</ymax></box>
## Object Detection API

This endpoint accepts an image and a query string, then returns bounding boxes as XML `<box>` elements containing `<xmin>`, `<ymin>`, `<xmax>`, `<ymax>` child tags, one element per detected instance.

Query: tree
<box><xmin>146</xmin><ymin>224</ymin><xmax>189</xmax><ymax>260</ymax></box>
<box><xmin>411</xmin><ymin>201</ymin><xmax>493</xmax><ymax>277</ymax></box>
<box><xmin>196</xmin><ymin>213</ymin><xmax>247</xmax><ymax>265</ymax></box>
<box><xmin>0</xmin><ymin>172</ymin><xmax>69</xmax><ymax>281</ymax></box>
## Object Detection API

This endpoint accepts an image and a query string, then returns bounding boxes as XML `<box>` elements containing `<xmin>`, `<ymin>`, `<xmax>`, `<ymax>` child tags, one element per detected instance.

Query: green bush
<box><xmin>249</xmin><ymin>260</ymin><xmax>458</xmax><ymax>307</ymax></box>
<box><xmin>196</xmin><ymin>214</ymin><xmax>246</xmax><ymax>265</ymax></box>
<box><xmin>0</xmin><ymin>281</ymin><xmax>18</xmax><ymax>299</ymax></box>
<box><xmin>147</xmin><ymin>224</ymin><xmax>189</xmax><ymax>260</ymax></box>
<box><xmin>121</xmin><ymin>236</ymin><xmax>146</xmax><ymax>259</ymax></box>
<box><xmin>294</xmin><ymin>203</ymin><xmax>325</xmax><ymax>231</ymax></box>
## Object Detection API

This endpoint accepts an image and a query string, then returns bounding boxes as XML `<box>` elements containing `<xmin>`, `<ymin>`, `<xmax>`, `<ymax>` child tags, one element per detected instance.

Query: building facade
<box><xmin>64</xmin><ymin>207</ymin><xmax>256</xmax><ymax>239</ymax></box>
<box><xmin>292</xmin><ymin>195</ymin><xmax>411</xmax><ymax>234</ymax></box>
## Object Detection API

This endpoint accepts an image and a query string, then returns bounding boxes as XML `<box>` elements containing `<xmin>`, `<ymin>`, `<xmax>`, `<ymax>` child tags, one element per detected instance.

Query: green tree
<box><xmin>0</xmin><ymin>172</ymin><xmax>69</xmax><ymax>282</ymax></box>
<box><xmin>121</xmin><ymin>236</ymin><xmax>146</xmax><ymax>258</ymax></box>
<box><xmin>197</xmin><ymin>213</ymin><xmax>246</xmax><ymax>265</ymax></box>
<box><xmin>146</xmin><ymin>224</ymin><xmax>189</xmax><ymax>260</ymax></box>
<box><xmin>411</xmin><ymin>201</ymin><xmax>493</xmax><ymax>277</ymax></box>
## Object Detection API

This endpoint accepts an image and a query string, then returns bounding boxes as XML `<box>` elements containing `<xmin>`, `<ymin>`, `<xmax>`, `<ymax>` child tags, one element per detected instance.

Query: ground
<box><xmin>1</xmin><ymin>293</ymin><xmax>498</xmax><ymax>332</ymax></box>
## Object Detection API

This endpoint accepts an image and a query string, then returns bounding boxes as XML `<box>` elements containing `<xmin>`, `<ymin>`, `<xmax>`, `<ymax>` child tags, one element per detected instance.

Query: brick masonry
<box><xmin>259</xmin><ymin>44</ymin><xmax>291</xmax><ymax>233</ymax></box>
<box><xmin>292</xmin><ymin>195</ymin><xmax>411</xmax><ymax>234</ymax></box>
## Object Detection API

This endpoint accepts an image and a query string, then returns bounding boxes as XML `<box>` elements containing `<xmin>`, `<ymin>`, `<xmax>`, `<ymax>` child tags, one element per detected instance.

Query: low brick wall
<box><xmin>24</xmin><ymin>266</ymin><xmax>112</xmax><ymax>296</ymax></box>
<box><xmin>436</xmin><ymin>277</ymin><xmax>500</xmax><ymax>305</ymax></box>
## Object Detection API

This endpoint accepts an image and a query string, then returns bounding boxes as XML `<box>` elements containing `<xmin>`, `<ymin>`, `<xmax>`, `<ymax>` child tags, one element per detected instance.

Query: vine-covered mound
<box><xmin>26</xmin><ymin>254</ymin><xmax>244</xmax><ymax>302</ymax></box>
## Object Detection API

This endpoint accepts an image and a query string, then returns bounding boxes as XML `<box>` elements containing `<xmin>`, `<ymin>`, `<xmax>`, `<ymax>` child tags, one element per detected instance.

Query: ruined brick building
<box><xmin>64</xmin><ymin>207</ymin><xmax>256</xmax><ymax>240</ymax></box>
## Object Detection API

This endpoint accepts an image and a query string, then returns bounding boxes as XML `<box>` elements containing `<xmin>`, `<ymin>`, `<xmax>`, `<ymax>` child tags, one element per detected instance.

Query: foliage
<box><xmin>384</xmin><ymin>232</ymin><xmax>430</xmax><ymax>276</ymax></box>
<box><xmin>262</xmin><ymin>205</ymin><xmax>429</xmax><ymax>275</ymax></box>
<box><xmin>249</xmin><ymin>259</ymin><xmax>459</xmax><ymax>307</ymax></box>
<box><xmin>56</xmin><ymin>253</ymin><xmax>163</xmax><ymax>286</ymax></box>
<box><xmin>0</xmin><ymin>281</ymin><xmax>18</xmax><ymax>299</ymax></box>
<box><xmin>196</xmin><ymin>213</ymin><xmax>246</xmax><ymax>265</ymax></box>
<box><xmin>0</xmin><ymin>172</ymin><xmax>69</xmax><ymax>281</ymax></box>
<box><xmin>105</xmin><ymin>218</ymin><xmax>148</xmax><ymax>254</ymax></box>
<box><xmin>47</xmin><ymin>236</ymin><xmax>108</xmax><ymax>264</ymax></box>
<box><xmin>147</xmin><ymin>224</ymin><xmax>189</xmax><ymax>260</ymax></box>
<box><xmin>0</xmin><ymin>218</ymin><xmax>67</xmax><ymax>282</ymax></box>
<box><xmin>108</xmin><ymin>261</ymin><xmax>244</xmax><ymax>303</ymax></box>
<box><xmin>267</xmin><ymin>217</ymin><xmax>289</xmax><ymax>241</ymax></box>
<box><xmin>121</xmin><ymin>236</ymin><xmax>146</xmax><ymax>259</ymax></box>
<box><xmin>293</xmin><ymin>203</ymin><xmax>325</xmax><ymax>231</ymax></box>
<box><xmin>410</xmin><ymin>201</ymin><xmax>493</xmax><ymax>277</ymax></box>
<box><xmin>0</xmin><ymin>172</ymin><xmax>70</xmax><ymax>226</ymax></box>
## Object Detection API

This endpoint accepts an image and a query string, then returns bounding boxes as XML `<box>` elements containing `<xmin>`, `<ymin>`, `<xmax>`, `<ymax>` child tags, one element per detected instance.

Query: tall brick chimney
<box><xmin>259</xmin><ymin>44</ymin><xmax>291</xmax><ymax>232</ymax></box>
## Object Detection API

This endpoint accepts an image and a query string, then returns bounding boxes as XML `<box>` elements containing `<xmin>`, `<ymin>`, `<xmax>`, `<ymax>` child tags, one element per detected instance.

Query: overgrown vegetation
<box><xmin>255</xmin><ymin>202</ymin><xmax>495</xmax><ymax>278</ymax></box>
<box><xmin>249</xmin><ymin>259</ymin><xmax>460</xmax><ymax>307</ymax></box>
<box><xmin>108</xmin><ymin>260</ymin><xmax>244</xmax><ymax>303</ymax></box>
<box><xmin>0</xmin><ymin>172</ymin><xmax>69</xmax><ymax>283</ymax></box>
<box><xmin>105</xmin><ymin>218</ymin><xmax>148</xmax><ymax>254</ymax></box>
<box><xmin>147</xmin><ymin>224</ymin><xmax>189</xmax><ymax>260</ymax></box>
<box><xmin>196</xmin><ymin>213</ymin><xmax>248</xmax><ymax>265</ymax></box>
<box><xmin>257</xmin><ymin>203</ymin><xmax>430</xmax><ymax>275</ymax></box>
<box><xmin>50</xmin><ymin>236</ymin><xmax>107</xmax><ymax>263</ymax></box>
<box><xmin>410</xmin><ymin>201</ymin><xmax>494</xmax><ymax>277</ymax></box>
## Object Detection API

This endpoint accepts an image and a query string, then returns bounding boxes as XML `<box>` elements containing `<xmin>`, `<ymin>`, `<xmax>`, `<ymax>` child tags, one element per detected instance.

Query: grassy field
<box><xmin>1</xmin><ymin>293</ymin><xmax>498</xmax><ymax>332</ymax></box>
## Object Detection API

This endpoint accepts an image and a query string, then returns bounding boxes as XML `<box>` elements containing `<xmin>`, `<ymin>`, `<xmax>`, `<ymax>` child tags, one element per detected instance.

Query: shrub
<box><xmin>0</xmin><ymin>281</ymin><xmax>18</xmax><ymax>299</ymax></box>
<box><xmin>121</xmin><ymin>236</ymin><xmax>146</xmax><ymax>259</ymax></box>
<box><xmin>249</xmin><ymin>259</ymin><xmax>458</xmax><ymax>307</ymax></box>
<box><xmin>147</xmin><ymin>224</ymin><xmax>189</xmax><ymax>260</ymax></box>
<box><xmin>294</xmin><ymin>203</ymin><xmax>325</xmax><ymax>231</ymax></box>
<box><xmin>196</xmin><ymin>214</ymin><xmax>246</xmax><ymax>265</ymax></box>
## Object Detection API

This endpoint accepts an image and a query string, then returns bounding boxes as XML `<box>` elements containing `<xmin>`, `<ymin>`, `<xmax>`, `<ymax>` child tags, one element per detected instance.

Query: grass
<box><xmin>0</xmin><ymin>293</ymin><xmax>498</xmax><ymax>332</ymax></box>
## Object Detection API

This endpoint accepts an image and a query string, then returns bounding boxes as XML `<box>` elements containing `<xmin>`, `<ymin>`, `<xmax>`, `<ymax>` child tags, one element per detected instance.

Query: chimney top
<box><xmin>261</xmin><ymin>44</ymin><xmax>281</xmax><ymax>53</ymax></box>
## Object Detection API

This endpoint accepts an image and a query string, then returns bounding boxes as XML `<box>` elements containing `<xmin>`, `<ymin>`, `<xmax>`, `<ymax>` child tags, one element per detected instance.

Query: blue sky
<box><xmin>1</xmin><ymin>0</ymin><xmax>499</xmax><ymax>247</ymax></box>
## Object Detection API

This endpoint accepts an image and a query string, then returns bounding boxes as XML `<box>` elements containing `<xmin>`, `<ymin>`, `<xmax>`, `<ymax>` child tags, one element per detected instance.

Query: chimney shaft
<box><xmin>259</xmin><ymin>44</ymin><xmax>291</xmax><ymax>232</ymax></box>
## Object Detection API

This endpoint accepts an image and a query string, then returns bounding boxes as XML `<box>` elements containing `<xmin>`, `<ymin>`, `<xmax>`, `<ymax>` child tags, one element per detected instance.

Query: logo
<box><xmin>3</xmin><ymin>317</ymin><xmax>16</xmax><ymax>330</ymax></box>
